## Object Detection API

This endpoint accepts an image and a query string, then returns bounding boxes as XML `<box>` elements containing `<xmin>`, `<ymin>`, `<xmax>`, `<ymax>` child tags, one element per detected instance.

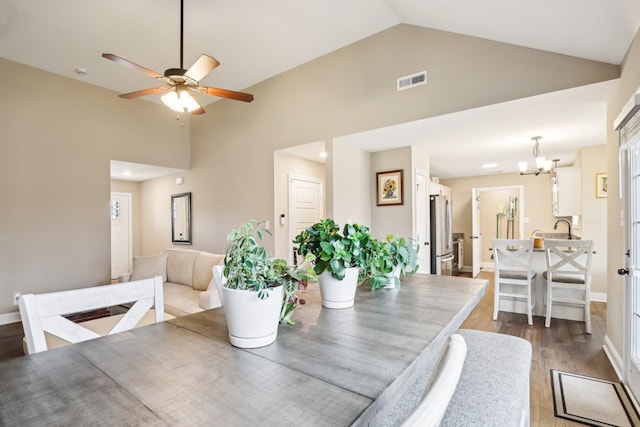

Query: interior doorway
<box><xmin>110</xmin><ymin>192</ymin><xmax>132</xmax><ymax>279</ymax></box>
<box><xmin>471</xmin><ymin>185</ymin><xmax>525</xmax><ymax>277</ymax></box>
<box><xmin>619</xmin><ymin>114</ymin><xmax>640</xmax><ymax>399</ymax></box>
<box><xmin>288</xmin><ymin>174</ymin><xmax>323</xmax><ymax>264</ymax></box>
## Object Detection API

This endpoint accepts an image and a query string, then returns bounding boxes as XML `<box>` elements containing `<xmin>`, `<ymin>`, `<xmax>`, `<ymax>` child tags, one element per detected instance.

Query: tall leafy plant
<box><xmin>223</xmin><ymin>220</ymin><xmax>277</xmax><ymax>299</ymax></box>
<box><xmin>224</xmin><ymin>219</ymin><xmax>315</xmax><ymax>323</ymax></box>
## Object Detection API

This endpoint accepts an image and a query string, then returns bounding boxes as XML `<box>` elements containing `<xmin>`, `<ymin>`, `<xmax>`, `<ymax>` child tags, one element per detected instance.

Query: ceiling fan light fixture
<box><xmin>161</xmin><ymin>89</ymin><xmax>199</xmax><ymax>113</ymax></box>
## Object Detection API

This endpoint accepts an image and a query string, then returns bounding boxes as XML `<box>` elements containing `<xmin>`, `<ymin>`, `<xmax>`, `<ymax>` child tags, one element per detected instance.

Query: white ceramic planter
<box><xmin>384</xmin><ymin>265</ymin><xmax>402</xmax><ymax>289</ymax></box>
<box><xmin>318</xmin><ymin>267</ymin><xmax>359</xmax><ymax>309</ymax></box>
<box><xmin>221</xmin><ymin>285</ymin><xmax>283</xmax><ymax>348</ymax></box>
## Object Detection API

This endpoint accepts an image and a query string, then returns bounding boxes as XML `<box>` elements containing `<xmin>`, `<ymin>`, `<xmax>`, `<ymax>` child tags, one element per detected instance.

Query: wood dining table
<box><xmin>0</xmin><ymin>273</ymin><xmax>487</xmax><ymax>426</ymax></box>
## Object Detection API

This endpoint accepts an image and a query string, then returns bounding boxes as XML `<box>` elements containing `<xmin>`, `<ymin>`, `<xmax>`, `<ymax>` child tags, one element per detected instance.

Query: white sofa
<box><xmin>119</xmin><ymin>248</ymin><xmax>225</xmax><ymax>317</ymax></box>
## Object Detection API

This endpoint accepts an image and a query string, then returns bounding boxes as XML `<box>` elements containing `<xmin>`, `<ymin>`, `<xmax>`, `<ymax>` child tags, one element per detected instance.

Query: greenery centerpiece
<box><xmin>369</xmin><ymin>234</ymin><xmax>419</xmax><ymax>290</ymax></box>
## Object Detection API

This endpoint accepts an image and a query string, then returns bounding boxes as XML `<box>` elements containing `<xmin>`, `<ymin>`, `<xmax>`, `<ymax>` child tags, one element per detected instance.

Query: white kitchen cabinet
<box><xmin>552</xmin><ymin>167</ymin><xmax>581</xmax><ymax>217</ymax></box>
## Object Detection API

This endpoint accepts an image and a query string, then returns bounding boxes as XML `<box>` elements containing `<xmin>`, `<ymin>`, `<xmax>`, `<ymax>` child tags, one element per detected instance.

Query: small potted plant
<box><xmin>369</xmin><ymin>234</ymin><xmax>419</xmax><ymax>290</ymax></box>
<box><xmin>222</xmin><ymin>220</ymin><xmax>312</xmax><ymax>348</ymax></box>
<box><xmin>293</xmin><ymin>219</ymin><xmax>375</xmax><ymax>308</ymax></box>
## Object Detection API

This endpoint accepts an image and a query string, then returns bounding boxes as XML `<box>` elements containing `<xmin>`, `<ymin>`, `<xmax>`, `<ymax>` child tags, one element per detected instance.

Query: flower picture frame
<box><xmin>596</xmin><ymin>173</ymin><xmax>607</xmax><ymax>198</ymax></box>
<box><xmin>376</xmin><ymin>169</ymin><xmax>403</xmax><ymax>206</ymax></box>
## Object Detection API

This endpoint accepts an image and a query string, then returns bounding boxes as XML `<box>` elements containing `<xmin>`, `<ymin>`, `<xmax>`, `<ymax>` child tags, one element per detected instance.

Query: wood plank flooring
<box><xmin>460</xmin><ymin>271</ymin><xmax>617</xmax><ymax>427</ymax></box>
<box><xmin>0</xmin><ymin>271</ymin><xmax>618</xmax><ymax>426</ymax></box>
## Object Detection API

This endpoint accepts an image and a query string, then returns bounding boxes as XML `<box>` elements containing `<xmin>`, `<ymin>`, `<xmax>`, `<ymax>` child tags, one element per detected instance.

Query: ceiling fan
<box><xmin>102</xmin><ymin>0</ymin><xmax>253</xmax><ymax>115</ymax></box>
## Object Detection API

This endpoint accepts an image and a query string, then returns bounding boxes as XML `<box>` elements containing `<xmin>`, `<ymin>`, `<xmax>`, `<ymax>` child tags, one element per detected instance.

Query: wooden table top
<box><xmin>0</xmin><ymin>273</ymin><xmax>487</xmax><ymax>426</ymax></box>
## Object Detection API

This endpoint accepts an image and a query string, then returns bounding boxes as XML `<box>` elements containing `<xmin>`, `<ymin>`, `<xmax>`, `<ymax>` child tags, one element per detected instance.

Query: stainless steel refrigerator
<box><xmin>430</xmin><ymin>192</ymin><xmax>454</xmax><ymax>275</ymax></box>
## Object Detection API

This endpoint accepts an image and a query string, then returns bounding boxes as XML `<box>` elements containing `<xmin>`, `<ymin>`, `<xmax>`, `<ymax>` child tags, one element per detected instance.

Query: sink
<box><xmin>543</xmin><ymin>232</ymin><xmax>580</xmax><ymax>240</ymax></box>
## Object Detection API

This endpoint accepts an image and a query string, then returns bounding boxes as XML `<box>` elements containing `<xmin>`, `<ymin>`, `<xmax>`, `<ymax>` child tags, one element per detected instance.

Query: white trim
<box><xmin>590</xmin><ymin>292</ymin><xmax>607</xmax><ymax>303</ymax></box>
<box><xmin>111</xmin><ymin>192</ymin><xmax>133</xmax><ymax>278</ymax></box>
<box><xmin>614</xmin><ymin>85</ymin><xmax>640</xmax><ymax>130</ymax></box>
<box><xmin>288</xmin><ymin>174</ymin><xmax>323</xmax><ymax>265</ymax></box>
<box><xmin>0</xmin><ymin>311</ymin><xmax>21</xmax><ymax>325</ymax></box>
<box><xmin>603</xmin><ymin>335</ymin><xmax>624</xmax><ymax>381</ymax></box>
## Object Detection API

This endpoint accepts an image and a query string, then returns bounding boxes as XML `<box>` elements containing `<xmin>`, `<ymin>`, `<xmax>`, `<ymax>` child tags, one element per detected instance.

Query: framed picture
<box><xmin>376</xmin><ymin>169</ymin><xmax>403</xmax><ymax>206</ymax></box>
<box><xmin>596</xmin><ymin>173</ymin><xmax>607</xmax><ymax>198</ymax></box>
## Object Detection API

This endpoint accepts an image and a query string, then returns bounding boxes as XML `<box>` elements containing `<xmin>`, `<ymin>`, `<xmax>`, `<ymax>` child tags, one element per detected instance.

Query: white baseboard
<box><xmin>591</xmin><ymin>292</ymin><xmax>607</xmax><ymax>303</ymax></box>
<box><xmin>0</xmin><ymin>311</ymin><xmax>21</xmax><ymax>325</ymax></box>
<box><xmin>603</xmin><ymin>334</ymin><xmax>624</xmax><ymax>381</ymax></box>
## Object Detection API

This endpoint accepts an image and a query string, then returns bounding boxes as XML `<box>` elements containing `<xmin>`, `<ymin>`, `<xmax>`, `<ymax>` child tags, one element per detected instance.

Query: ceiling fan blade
<box><xmin>102</xmin><ymin>53</ymin><xmax>163</xmax><ymax>79</ymax></box>
<box><xmin>202</xmin><ymin>86</ymin><xmax>254</xmax><ymax>103</ymax></box>
<box><xmin>118</xmin><ymin>87</ymin><xmax>168</xmax><ymax>99</ymax></box>
<box><xmin>184</xmin><ymin>54</ymin><xmax>220</xmax><ymax>82</ymax></box>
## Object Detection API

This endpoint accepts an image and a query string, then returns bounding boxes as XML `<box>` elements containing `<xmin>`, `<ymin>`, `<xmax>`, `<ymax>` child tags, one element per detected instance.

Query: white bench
<box><xmin>387</xmin><ymin>329</ymin><xmax>532</xmax><ymax>427</ymax></box>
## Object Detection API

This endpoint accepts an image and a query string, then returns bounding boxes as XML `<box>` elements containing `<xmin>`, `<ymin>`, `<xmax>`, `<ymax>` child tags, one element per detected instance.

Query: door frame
<box><xmin>110</xmin><ymin>192</ymin><xmax>132</xmax><ymax>279</ymax></box>
<box><xmin>471</xmin><ymin>185</ymin><xmax>525</xmax><ymax>277</ymax></box>
<box><xmin>288</xmin><ymin>174</ymin><xmax>324</xmax><ymax>264</ymax></box>
<box><xmin>415</xmin><ymin>169</ymin><xmax>430</xmax><ymax>273</ymax></box>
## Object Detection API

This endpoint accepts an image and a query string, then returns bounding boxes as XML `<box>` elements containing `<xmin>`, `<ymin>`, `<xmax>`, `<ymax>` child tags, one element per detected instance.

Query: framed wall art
<box><xmin>376</xmin><ymin>169</ymin><xmax>403</xmax><ymax>206</ymax></box>
<box><xmin>596</xmin><ymin>173</ymin><xmax>607</xmax><ymax>198</ymax></box>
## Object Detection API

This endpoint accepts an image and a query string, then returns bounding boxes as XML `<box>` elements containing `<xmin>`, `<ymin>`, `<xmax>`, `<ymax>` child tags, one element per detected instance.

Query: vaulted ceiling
<box><xmin>1</xmin><ymin>0</ymin><xmax>639</xmax><ymax>178</ymax></box>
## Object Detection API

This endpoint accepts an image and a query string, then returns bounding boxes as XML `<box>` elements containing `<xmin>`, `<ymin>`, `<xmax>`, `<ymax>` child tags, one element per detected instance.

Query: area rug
<box><xmin>551</xmin><ymin>369</ymin><xmax>640</xmax><ymax>427</ymax></box>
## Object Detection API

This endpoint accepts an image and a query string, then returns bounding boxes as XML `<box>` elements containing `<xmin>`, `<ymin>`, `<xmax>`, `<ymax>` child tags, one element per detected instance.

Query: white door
<box><xmin>111</xmin><ymin>192</ymin><xmax>132</xmax><ymax>279</ymax></box>
<box><xmin>415</xmin><ymin>170</ymin><xmax>430</xmax><ymax>273</ymax></box>
<box><xmin>622</xmin><ymin>135</ymin><xmax>640</xmax><ymax>397</ymax></box>
<box><xmin>289</xmin><ymin>175</ymin><xmax>323</xmax><ymax>264</ymax></box>
<box><xmin>471</xmin><ymin>188</ymin><xmax>482</xmax><ymax>277</ymax></box>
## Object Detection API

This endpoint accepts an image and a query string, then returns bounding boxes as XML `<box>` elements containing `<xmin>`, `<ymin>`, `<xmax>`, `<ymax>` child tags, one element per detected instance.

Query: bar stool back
<box><xmin>544</xmin><ymin>239</ymin><xmax>594</xmax><ymax>333</ymax></box>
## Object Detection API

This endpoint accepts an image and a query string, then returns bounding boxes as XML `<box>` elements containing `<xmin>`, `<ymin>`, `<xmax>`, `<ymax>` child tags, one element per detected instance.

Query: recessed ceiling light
<box><xmin>123</xmin><ymin>170</ymin><xmax>132</xmax><ymax>176</ymax></box>
<box><xmin>320</xmin><ymin>152</ymin><xmax>327</xmax><ymax>158</ymax></box>
<box><xmin>74</xmin><ymin>67</ymin><xmax>88</xmax><ymax>76</ymax></box>
<box><xmin>481</xmin><ymin>163</ymin><xmax>497</xmax><ymax>168</ymax></box>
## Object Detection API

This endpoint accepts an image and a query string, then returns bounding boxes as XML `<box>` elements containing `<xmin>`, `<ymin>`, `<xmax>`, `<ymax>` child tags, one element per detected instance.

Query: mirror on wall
<box><xmin>171</xmin><ymin>192</ymin><xmax>191</xmax><ymax>245</ymax></box>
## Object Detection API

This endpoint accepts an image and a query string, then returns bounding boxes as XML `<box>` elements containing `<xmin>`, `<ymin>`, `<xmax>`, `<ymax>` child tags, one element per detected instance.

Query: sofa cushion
<box><xmin>166</xmin><ymin>250</ymin><xmax>198</xmax><ymax>287</ymax></box>
<box><xmin>130</xmin><ymin>253</ymin><xmax>168</xmax><ymax>282</ymax></box>
<box><xmin>193</xmin><ymin>254</ymin><xmax>225</xmax><ymax>290</ymax></box>
<box><xmin>163</xmin><ymin>282</ymin><xmax>204</xmax><ymax>317</ymax></box>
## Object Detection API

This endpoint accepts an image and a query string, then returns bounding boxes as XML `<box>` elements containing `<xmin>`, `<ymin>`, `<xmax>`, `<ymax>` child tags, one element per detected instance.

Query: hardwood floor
<box><xmin>460</xmin><ymin>271</ymin><xmax>617</xmax><ymax>427</ymax></box>
<box><xmin>0</xmin><ymin>321</ymin><xmax>25</xmax><ymax>361</ymax></box>
<box><xmin>0</xmin><ymin>272</ymin><xmax>618</xmax><ymax>426</ymax></box>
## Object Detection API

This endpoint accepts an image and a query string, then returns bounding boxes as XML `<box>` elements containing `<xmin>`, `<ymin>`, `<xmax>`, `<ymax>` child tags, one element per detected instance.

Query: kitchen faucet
<box><xmin>553</xmin><ymin>219</ymin><xmax>572</xmax><ymax>239</ymax></box>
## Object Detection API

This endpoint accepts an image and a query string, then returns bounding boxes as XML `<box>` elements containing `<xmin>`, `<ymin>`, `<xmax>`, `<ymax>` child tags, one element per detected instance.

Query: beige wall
<box><xmin>330</xmin><ymin>141</ymin><xmax>372</xmax><ymax>228</ymax></box>
<box><xmin>0</xmin><ymin>23</ymin><xmax>621</xmax><ymax>319</ymax></box>
<box><xmin>0</xmin><ymin>57</ymin><xmax>190</xmax><ymax>316</ymax></box>
<box><xmin>371</xmin><ymin>147</ymin><xmax>413</xmax><ymax>239</ymax></box>
<box><xmin>606</xmin><ymin>27</ymin><xmax>640</xmax><ymax>366</ymax></box>
<box><xmin>183</xmin><ymin>24</ymin><xmax>618</xmax><ymax>256</ymax></box>
<box><xmin>576</xmin><ymin>145</ymin><xmax>608</xmax><ymax>300</ymax></box>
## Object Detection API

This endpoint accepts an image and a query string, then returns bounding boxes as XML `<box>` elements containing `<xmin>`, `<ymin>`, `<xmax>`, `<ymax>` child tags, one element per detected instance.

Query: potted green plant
<box><xmin>293</xmin><ymin>219</ymin><xmax>375</xmax><ymax>308</ymax></box>
<box><xmin>369</xmin><ymin>234</ymin><xmax>419</xmax><ymax>290</ymax></box>
<box><xmin>222</xmin><ymin>220</ymin><xmax>312</xmax><ymax>348</ymax></box>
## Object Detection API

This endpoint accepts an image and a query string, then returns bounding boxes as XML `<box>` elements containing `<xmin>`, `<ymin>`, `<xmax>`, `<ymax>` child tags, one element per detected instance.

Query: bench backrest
<box><xmin>19</xmin><ymin>277</ymin><xmax>164</xmax><ymax>354</ymax></box>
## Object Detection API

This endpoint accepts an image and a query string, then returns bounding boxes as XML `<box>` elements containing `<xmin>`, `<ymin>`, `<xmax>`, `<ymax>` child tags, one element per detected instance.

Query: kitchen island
<box><xmin>497</xmin><ymin>247</ymin><xmax>589</xmax><ymax>322</ymax></box>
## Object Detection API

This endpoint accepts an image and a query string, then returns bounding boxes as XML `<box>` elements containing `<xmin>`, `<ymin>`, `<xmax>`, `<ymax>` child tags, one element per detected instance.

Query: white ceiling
<box><xmin>1</xmin><ymin>0</ymin><xmax>639</xmax><ymax>179</ymax></box>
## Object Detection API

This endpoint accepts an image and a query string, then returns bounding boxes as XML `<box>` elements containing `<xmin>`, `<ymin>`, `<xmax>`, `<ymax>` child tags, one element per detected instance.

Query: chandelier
<box><xmin>518</xmin><ymin>136</ymin><xmax>558</xmax><ymax>176</ymax></box>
